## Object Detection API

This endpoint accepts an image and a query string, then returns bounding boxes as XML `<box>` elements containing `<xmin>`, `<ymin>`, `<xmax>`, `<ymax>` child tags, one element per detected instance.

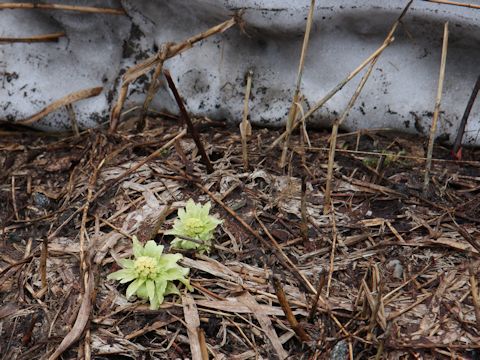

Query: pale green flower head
<box><xmin>166</xmin><ymin>199</ymin><xmax>223</xmax><ymax>253</ymax></box>
<box><xmin>107</xmin><ymin>236</ymin><xmax>193</xmax><ymax>310</ymax></box>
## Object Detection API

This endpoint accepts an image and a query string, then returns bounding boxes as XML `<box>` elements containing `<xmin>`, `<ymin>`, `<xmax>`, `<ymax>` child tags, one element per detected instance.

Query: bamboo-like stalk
<box><xmin>240</xmin><ymin>70</ymin><xmax>253</xmax><ymax>171</ymax></box>
<box><xmin>469</xmin><ymin>264</ymin><xmax>480</xmax><ymax>332</ymax></box>
<box><xmin>424</xmin><ymin>22</ymin><xmax>449</xmax><ymax>194</ymax></box>
<box><xmin>0</xmin><ymin>3</ymin><xmax>125</xmax><ymax>14</ymax></box>
<box><xmin>422</xmin><ymin>0</ymin><xmax>480</xmax><ymax>9</ymax></box>
<box><xmin>268</xmin><ymin>38</ymin><xmax>394</xmax><ymax>151</ymax></box>
<box><xmin>272</xmin><ymin>276</ymin><xmax>311</xmax><ymax>342</ymax></box>
<box><xmin>164</xmin><ymin>70</ymin><xmax>214</xmax><ymax>174</ymax></box>
<box><xmin>279</xmin><ymin>0</ymin><xmax>316</xmax><ymax>168</ymax></box>
<box><xmin>18</xmin><ymin>87</ymin><xmax>103</xmax><ymax>125</ymax></box>
<box><xmin>0</xmin><ymin>32</ymin><xmax>65</xmax><ymax>43</ymax></box>
<box><xmin>323</xmin><ymin>0</ymin><xmax>413</xmax><ymax>214</ymax></box>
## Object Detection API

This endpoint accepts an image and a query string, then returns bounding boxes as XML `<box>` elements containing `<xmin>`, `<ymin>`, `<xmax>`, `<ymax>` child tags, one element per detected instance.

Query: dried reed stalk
<box><xmin>240</xmin><ymin>70</ymin><xmax>253</xmax><ymax>171</ymax></box>
<box><xmin>110</xmin><ymin>17</ymin><xmax>237</xmax><ymax>132</ymax></box>
<box><xmin>469</xmin><ymin>264</ymin><xmax>480</xmax><ymax>331</ymax></box>
<box><xmin>323</xmin><ymin>0</ymin><xmax>412</xmax><ymax>214</ymax></box>
<box><xmin>269</xmin><ymin>38</ymin><xmax>394</xmax><ymax>150</ymax></box>
<box><xmin>0</xmin><ymin>32</ymin><xmax>65</xmax><ymax>43</ymax></box>
<box><xmin>280</xmin><ymin>0</ymin><xmax>316</xmax><ymax>168</ymax></box>
<box><xmin>0</xmin><ymin>3</ymin><xmax>125</xmax><ymax>14</ymax></box>
<box><xmin>17</xmin><ymin>87</ymin><xmax>103</xmax><ymax>125</ymax></box>
<box><xmin>422</xmin><ymin>0</ymin><xmax>480</xmax><ymax>9</ymax></box>
<box><xmin>424</xmin><ymin>22</ymin><xmax>449</xmax><ymax>194</ymax></box>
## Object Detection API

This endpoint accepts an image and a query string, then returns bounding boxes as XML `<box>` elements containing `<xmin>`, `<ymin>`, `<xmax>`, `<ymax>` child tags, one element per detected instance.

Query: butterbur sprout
<box><xmin>108</xmin><ymin>236</ymin><xmax>192</xmax><ymax>310</ymax></box>
<box><xmin>166</xmin><ymin>199</ymin><xmax>223</xmax><ymax>253</ymax></box>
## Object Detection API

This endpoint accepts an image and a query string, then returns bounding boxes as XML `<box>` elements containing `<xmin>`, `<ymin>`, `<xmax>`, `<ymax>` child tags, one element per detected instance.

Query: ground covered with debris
<box><xmin>1</xmin><ymin>118</ymin><xmax>480</xmax><ymax>359</ymax></box>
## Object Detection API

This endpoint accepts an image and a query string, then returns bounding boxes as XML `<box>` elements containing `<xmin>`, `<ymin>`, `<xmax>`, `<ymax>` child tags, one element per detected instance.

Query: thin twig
<box><xmin>17</xmin><ymin>87</ymin><xmax>103</xmax><ymax>125</ymax></box>
<box><xmin>424</xmin><ymin>22</ymin><xmax>449</xmax><ymax>194</ymax></box>
<box><xmin>0</xmin><ymin>32</ymin><xmax>65</xmax><ymax>43</ymax></box>
<box><xmin>164</xmin><ymin>70</ymin><xmax>214</xmax><ymax>174</ymax></box>
<box><xmin>323</xmin><ymin>0</ymin><xmax>412</xmax><ymax>214</ymax></box>
<box><xmin>421</xmin><ymin>0</ymin><xmax>480</xmax><ymax>9</ymax></box>
<box><xmin>272</xmin><ymin>276</ymin><xmax>311</xmax><ymax>342</ymax></box>
<box><xmin>268</xmin><ymin>38</ymin><xmax>394</xmax><ymax>151</ymax></box>
<box><xmin>452</xmin><ymin>75</ymin><xmax>480</xmax><ymax>159</ymax></box>
<box><xmin>280</xmin><ymin>0</ymin><xmax>316</xmax><ymax>168</ymax></box>
<box><xmin>0</xmin><ymin>3</ymin><xmax>125</xmax><ymax>14</ymax></box>
<box><xmin>240</xmin><ymin>70</ymin><xmax>253</xmax><ymax>171</ymax></box>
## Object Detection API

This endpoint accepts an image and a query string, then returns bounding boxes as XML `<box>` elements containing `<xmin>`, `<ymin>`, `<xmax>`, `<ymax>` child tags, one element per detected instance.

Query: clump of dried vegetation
<box><xmin>1</xmin><ymin>1</ymin><xmax>480</xmax><ymax>359</ymax></box>
<box><xmin>2</xmin><ymin>117</ymin><xmax>480</xmax><ymax>359</ymax></box>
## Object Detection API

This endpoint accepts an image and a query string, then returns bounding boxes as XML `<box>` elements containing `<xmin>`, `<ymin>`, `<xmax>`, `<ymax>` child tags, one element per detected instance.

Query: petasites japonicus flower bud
<box><xmin>108</xmin><ymin>236</ymin><xmax>192</xmax><ymax>310</ymax></box>
<box><xmin>166</xmin><ymin>199</ymin><xmax>222</xmax><ymax>253</ymax></box>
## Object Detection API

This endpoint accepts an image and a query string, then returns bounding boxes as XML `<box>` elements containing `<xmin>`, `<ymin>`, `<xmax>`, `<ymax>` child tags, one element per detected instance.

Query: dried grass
<box><xmin>1</xmin><ymin>118</ymin><xmax>480</xmax><ymax>359</ymax></box>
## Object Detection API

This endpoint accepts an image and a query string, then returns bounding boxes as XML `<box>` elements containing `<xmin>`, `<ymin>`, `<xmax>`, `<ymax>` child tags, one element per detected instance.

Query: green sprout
<box><xmin>108</xmin><ymin>236</ymin><xmax>192</xmax><ymax>310</ymax></box>
<box><xmin>166</xmin><ymin>199</ymin><xmax>223</xmax><ymax>253</ymax></box>
<box><xmin>362</xmin><ymin>150</ymin><xmax>405</xmax><ymax>168</ymax></box>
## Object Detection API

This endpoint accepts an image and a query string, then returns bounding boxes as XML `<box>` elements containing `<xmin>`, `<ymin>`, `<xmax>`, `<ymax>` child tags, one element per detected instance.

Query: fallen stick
<box><xmin>0</xmin><ymin>32</ymin><xmax>65</xmax><ymax>43</ymax></box>
<box><xmin>17</xmin><ymin>87</ymin><xmax>103</xmax><ymax>125</ymax></box>
<box><xmin>421</xmin><ymin>0</ymin><xmax>480</xmax><ymax>9</ymax></box>
<box><xmin>0</xmin><ymin>3</ymin><xmax>125</xmax><ymax>14</ymax></box>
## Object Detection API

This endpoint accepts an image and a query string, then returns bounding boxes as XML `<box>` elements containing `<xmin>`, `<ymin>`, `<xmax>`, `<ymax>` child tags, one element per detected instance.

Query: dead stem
<box><xmin>164</xmin><ymin>70</ymin><xmax>214</xmax><ymax>174</ymax></box>
<box><xmin>240</xmin><ymin>70</ymin><xmax>253</xmax><ymax>171</ymax></box>
<box><xmin>17</xmin><ymin>87</ymin><xmax>103</xmax><ymax>126</ymax></box>
<box><xmin>0</xmin><ymin>3</ymin><xmax>125</xmax><ymax>14</ymax></box>
<box><xmin>137</xmin><ymin>45</ymin><xmax>170</xmax><ymax>131</ymax></box>
<box><xmin>109</xmin><ymin>17</ymin><xmax>238</xmax><ymax>132</ymax></box>
<box><xmin>280</xmin><ymin>0</ymin><xmax>316</xmax><ymax>168</ymax></box>
<box><xmin>424</xmin><ymin>22</ymin><xmax>449</xmax><ymax>194</ymax></box>
<box><xmin>0</xmin><ymin>32</ymin><xmax>65</xmax><ymax>43</ymax></box>
<box><xmin>326</xmin><ymin>204</ymin><xmax>338</xmax><ymax>297</ymax></box>
<box><xmin>422</xmin><ymin>0</ymin><xmax>480</xmax><ymax>9</ymax></box>
<box><xmin>66</xmin><ymin>104</ymin><xmax>80</xmax><ymax>137</ymax></box>
<box><xmin>469</xmin><ymin>263</ymin><xmax>480</xmax><ymax>332</ymax></box>
<box><xmin>307</xmin><ymin>272</ymin><xmax>326</xmax><ymax>322</ymax></box>
<box><xmin>269</xmin><ymin>38</ymin><xmax>394</xmax><ymax>151</ymax></box>
<box><xmin>300</xmin><ymin>176</ymin><xmax>309</xmax><ymax>244</ymax></box>
<box><xmin>452</xmin><ymin>75</ymin><xmax>480</xmax><ymax>159</ymax></box>
<box><xmin>323</xmin><ymin>0</ymin><xmax>413</xmax><ymax>214</ymax></box>
<box><xmin>272</xmin><ymin>276</ymin><xmax>311</xmax><ymax>342</ymax></box>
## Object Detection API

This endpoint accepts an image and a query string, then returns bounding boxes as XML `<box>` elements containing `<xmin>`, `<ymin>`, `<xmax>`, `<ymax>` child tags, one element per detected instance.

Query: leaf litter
<box><xmin>1</xmin><ymin>118</ymin><xmax>480</xmax><ymax>359</ymax></box>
